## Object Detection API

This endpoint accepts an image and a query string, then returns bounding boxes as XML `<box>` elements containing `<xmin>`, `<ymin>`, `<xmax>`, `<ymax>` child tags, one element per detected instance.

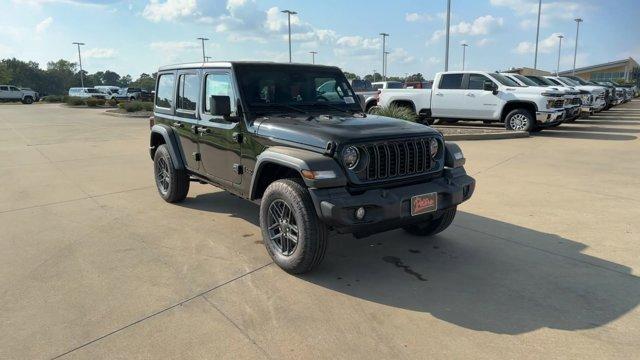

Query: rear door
<box><xmin>463</xmin><ymin>73</ymin><xmax>499</xmax><ymax>119</ymax></box>
<box><xmin>431</xmin><ymin>73</ymin><xmax>465</xmax><ymax>118</ymax></box>
<box><xmin>0</xmin><ymin>86</ymin><xmax>8</xmax><ymax>99</ymax></box>
<box><xmin>198</xmin><ymin>70</ymin><xmax>242</xmax><ymax>185</ymax></box>
<box><xmin>8</xmin><ymin>86</ymin><xmax>22</xmax><ymax>100</ymax></box>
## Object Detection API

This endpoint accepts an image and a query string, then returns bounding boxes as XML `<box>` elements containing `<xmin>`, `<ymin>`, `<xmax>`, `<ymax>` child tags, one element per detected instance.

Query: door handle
<box><xmin>465</xmin><ymin>93</ymin><xmax>475</xmax><ymax>97</ymax></box>
<box><xmin>435</xmin><ymin>92</ymin><xmax>444</xmax><ymax>96</ymax></box>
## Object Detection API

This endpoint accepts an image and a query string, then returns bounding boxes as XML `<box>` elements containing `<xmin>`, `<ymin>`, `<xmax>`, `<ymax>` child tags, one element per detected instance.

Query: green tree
<box><xmin>343</xmin><ymin>71</ymin><xmax>359</xmax><ymax>80</ymax></box>
<box><xmin>102</xmin><ymin>70</ymin><xmax>121</xmax><ymax>85</ymax></box>
<box><xmin>130</xmin><ymin>73</ymin><xmax>156</xmax><ymax>90</ymax></box>
<box><xmin>118</xmin><ymin>74</ymin><xmax>132</xmax><ymax>87</ymax></box>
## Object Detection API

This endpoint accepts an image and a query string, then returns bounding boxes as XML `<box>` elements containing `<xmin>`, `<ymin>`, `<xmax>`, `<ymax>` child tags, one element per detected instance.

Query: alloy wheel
<box><xmin>156</xmin><ymin>157</ymin><xmax>170</xmax><ymax>194</ymax></box>
<box><xmin>509</xmin><ymin>113</ymin><xmax>529</xmax><ymax>131</ymax></box>
<box><xmin>267</xmin><ymin>199</ymin><xmax>299</xmax><ymax>256</ymax></box>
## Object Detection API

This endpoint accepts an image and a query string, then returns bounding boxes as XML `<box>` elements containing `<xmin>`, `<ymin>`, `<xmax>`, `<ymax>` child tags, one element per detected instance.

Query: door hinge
<box><xmin>232</xmin><ymin>132</ymin><xmax>243</xmax><ymax>143</ymax></box>
<box><xmin>192</xmin><ymin>152</ymin><xmax>201</xmax><ymax>161</ymax></box>
<box><xmin>233</xmin><ymin>164</ymin><xmax>244</xmax><ymax>174</ymax></box>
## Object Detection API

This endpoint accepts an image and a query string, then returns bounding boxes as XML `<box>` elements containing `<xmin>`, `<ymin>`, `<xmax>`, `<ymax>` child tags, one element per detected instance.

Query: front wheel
<box><xmin>504</xmin><ymin>109</ymin><xmax>534</xmax><ymax>132</ymax></box>
<box><xmin>22</xmin><ymin>97</ymin><xmax>34</xmax><ymax>104</ymax></box>
<box><xmin>260</xmin><ymin>179</ymin><xmax>328</xmax><ymax>274</ymax></box>
<box><xmin>403</xmin><ymin>207</ymin><xmax>457</xmax><ymax>236</ymax></box>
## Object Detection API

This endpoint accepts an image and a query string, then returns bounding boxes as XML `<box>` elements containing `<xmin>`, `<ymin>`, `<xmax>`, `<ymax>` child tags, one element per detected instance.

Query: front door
<box><xmin>8</xmin><ymin>86</ymin><xmax>22</xmax><ymax>100</ymax></box>
<box><xmin>198</xmin><ymin>71</ymin><xmax>242</xmax><ymax>185</ymax></box>
<box><xmin>463</xmin><ymin>73</ymin><xmax>500</xmax><ymax>119</ymax></box>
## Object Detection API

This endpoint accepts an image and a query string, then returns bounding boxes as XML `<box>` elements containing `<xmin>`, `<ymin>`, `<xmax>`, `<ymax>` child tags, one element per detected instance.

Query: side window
<box><xmin>204</xmin><ymin>73</ymin><xmax>236</xmax><ymax>115</ymax></box>
<box><xmin>10</xmin><ymin>86</ymin><xmax>19</xmax><ymax>91</ymax></box>
<box><xmin>467</xmin><ymin>74</ymin><xmax>491</xmax><ymax>90</ymax></box>
<box><xmin>439</xmin><ymin>74</ymin><xmax>464</xmax><ymax>89</ymax></box>
<box><xmin>156</xmin><ymin>73</ymin><xmax>175</xmax><ymax>108</ymax></box>
<box><xmin>177</xmin><ymin>74</ymin><xmax>199</xmax><ymax>111</ymax></box>
<box><xmin>0</xmin><ymin>86</ymin><xmax>8</xmax><ymax>91</ymax></box>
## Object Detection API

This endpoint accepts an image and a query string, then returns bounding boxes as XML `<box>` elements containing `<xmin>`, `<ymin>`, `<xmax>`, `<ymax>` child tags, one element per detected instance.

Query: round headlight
<box><xmin>342</xmin><ymin>146</ymin><xmax>360</xmax><ymax>169</ymax></box>
<box><xmin>429</xmin><ymin>138</ymin><xmax>439</xmax><ymax>158</ymax></box>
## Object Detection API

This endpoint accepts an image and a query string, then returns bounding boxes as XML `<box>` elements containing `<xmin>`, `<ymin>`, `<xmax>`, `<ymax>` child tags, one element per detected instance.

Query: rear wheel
<box><xmin>504</xmin><ymin>109</ymin><xmax>534</xmax><ymax>132</ymax></box>
<box><xmin>153</xmin><ymin>144</ymin><xmax>189</xmax><ymax>203</ymax></box>
<box><xmin>403</xmin><ymin>207</ymin><xmax>457</xmax><ymax>236</ymax></box>
<box><xmin>260</xmin><ymin>179</ymin><xmax>328</xmax><ymax>274</ymax></box>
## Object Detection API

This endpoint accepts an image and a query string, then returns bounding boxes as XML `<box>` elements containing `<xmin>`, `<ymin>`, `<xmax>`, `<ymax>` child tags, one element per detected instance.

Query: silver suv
<box><xmin>0</xmin><ymin>85</ymin><xmax>38</xmax><ymax>104</ymax></box>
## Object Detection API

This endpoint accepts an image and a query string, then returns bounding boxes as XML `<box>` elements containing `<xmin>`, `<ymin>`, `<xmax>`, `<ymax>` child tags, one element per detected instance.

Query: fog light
<box><xmin>355</xmin><ymin>207</ymin><xmax>366</xmax><ymax>220</ymax></box>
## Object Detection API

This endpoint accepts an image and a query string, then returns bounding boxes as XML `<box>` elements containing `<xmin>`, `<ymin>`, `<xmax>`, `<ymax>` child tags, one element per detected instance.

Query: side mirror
<box><xmin>483</xmin><ymin>80</ymin><xmax>495</xmax><ymax>92</ymax></box>
<box><xmin>209</xmin><ymin>95</ymin><xmax>232</xmax><ymax>118</ymax></box>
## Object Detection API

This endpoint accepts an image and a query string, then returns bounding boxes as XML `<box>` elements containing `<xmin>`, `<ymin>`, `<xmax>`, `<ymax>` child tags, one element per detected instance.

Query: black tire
<box><xmin>260</xmin><ymin>179</ymin><xmax>328</xmax><ymax>274</ymax></box>
<box><xmin>153</xmin><ymin>144</ymin><xmax>189</xmax><ymax>203</ymax></box>
<box><xmin>22</xmin><ymin>97</ymin><xmax>34</xmax><ymax>104</ymax></box>
<box><xmin>130</xmin><ymin>97</ymin><xmax>135</xmax><ymax>101</ymax></box>
<box><xmin>403</xmin><ymin>207</ymin><xmax>457</xmax><ymax>236</ymax></box>
<box><xmin>504</xmin><ymin>108</ymin><xmax>534</xmax><ymax>132</ymax></box>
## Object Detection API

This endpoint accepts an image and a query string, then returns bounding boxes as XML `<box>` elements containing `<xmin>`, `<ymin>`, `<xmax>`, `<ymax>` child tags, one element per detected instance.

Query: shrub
<box><xmin>369</xmin><ymin>104</ymin><xmax>417</xmax><ymax>122</ymax></box>
<box><xmin>86</xmin><ymin>98</ymin><xmax>99</xmax><ymax>107</ymax></box>
<box><xmin>118</xmin><ymin>102</ymin><xmax>125</xmax><ymax>109</ymax></box>
<box><xmin>65</xmin><ymin>96</ymin><xmax>85</xmax><ymax>106</ymax></box>
<box><xmin>142</xmin><ymin>102</ymin><xmax>154</xmax><ymax>111</ymax></box>
<box><xmin>95</xmin><ymin>98</ymin><xmax>106</xmax><ymax>106</ymax></box>
<box><xmin>124</xmin><ymin>101</ymin><xmax>144</xmax><ymax>112</ymax></box>
<box><xmin>44</xmin><ymin>95</ymin><xmax>64</xmax><ymax>103</ymax></box>
<box><xmin>107</xmin><ymin>98</ymin><xmax>118</xmax><ymax>107</ymax></box>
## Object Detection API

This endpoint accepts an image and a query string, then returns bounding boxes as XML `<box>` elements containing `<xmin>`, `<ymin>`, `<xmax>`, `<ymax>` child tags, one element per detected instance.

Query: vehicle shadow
<box><xmin>178</xmin><ymin>192</ymin><xmax>640</xmax><ymax>335</ymax></box>
<box><xmin>535</xmin><ymin>130</ymin><xmax>637</xmax><ymax>141</ymax></box>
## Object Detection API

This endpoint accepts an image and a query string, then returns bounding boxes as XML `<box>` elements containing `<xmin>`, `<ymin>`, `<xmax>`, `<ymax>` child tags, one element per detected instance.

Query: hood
<box><xmin>506</xmin><ymin>86</ymin><xmax>563</xmax><ymax>96</ymax></box>
<box><xmin>255</xmin><ymin>114</ymin><xmax>440</xmax><ymax>150</ymax></box>
<box><xmin>574</xmin><ymin>85</ymin><xmax>605</xmax><ymax>94</ymax></box>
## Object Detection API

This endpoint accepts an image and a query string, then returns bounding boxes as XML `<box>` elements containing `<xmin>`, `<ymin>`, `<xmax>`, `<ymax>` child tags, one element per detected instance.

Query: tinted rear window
<box><xmin>439</xmin><ymin>74</ymin><xmax>463</xmax><ymax>89</ymax></box>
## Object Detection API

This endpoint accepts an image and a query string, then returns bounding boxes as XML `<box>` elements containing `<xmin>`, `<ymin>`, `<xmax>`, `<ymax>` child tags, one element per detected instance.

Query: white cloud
<box><xmin>0</xmin><ymin>44</ymin><xmax>14</xmax><ymax>58</ymax></box>
<box><xmin>388</xmin><ymin>48</ymin><xmax>415</xmax><ymax>65</ymax></box>
<box><xmin>513</xmin><ymin>32</ymin><xmax>566</xmax><ymax>54</ymax></box>
<box><xmin>405</xmin><ymin>12</ymin><xmax>433</xmax><ymax>22</ymax></box>
<box><xmin>476</xmin><ymin>38</ymin><xmax>492</xmax><ymax>47</ymax></box>
<box><xmin>490</xmin><ymin>0</ymin><xmax>583</xmax><ymax>28</ymax></box>
<box><xmin>428</xmin><ymin>57</ymin><xmax>441</xmax><ymax>64</ymax></box>
<box><xmin>428</xmin><ymin>15</ymin><xmax>503</xmax><ymax>44</ymax></box>
<box><xmin>150</xmin><ymin>41</ymin><xmax>200</xmax><ymax>53</ymax></box>
<box><xmin>336</xmin><ymin>36</ymin><xmax>380</xmax><ymax>49</ymax></box>
<box><xmin>83</xmin><ymin>48</ymin><xmax>117</xmax><ymax>59</ymax></box>
<box><xmin>142</xmin><ymin>0</ymin><xmax>197</xmax><ymax>22</ymax></box>
<box><xmin>35</xmin><ymin>17</ymin><xmax>53</xmax><ymax>34</ymax></box>
<box><xmin>12</xmin><ymin>0</ymin><xmax>112</xmax><ymax>8</ymax></box>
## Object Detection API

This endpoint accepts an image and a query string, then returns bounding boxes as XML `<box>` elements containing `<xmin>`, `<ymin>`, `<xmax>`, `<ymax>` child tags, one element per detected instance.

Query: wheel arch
<box><xmin>501</xmin><ymin>101</ymin><xmax>538</xmax><ymax>122</ymax></box>
<box><xmin>150</xmin><ymin>124</ymin><xmax>185</xmax><ymax>169</ymax></box>
<box><xmin>390</xmin><ymin>100</ymin><xmax>417</xmax><ymax>113</ymax></box>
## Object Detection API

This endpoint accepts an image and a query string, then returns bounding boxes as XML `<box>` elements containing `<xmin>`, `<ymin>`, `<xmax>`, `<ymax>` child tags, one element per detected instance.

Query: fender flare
<box><xmin>501</xmin><ymin>100</ymin><xmax>539</xmax><ymax>120</ymax></box>
<box><xmin>249</xmin><ymin>146</ymin><xmax>347</xmax><ymax>200</ymax></box>
<box><xmin>150</xmin><ymin>124</ymin><xmax>185</xmax><ymax>169</ymax></box>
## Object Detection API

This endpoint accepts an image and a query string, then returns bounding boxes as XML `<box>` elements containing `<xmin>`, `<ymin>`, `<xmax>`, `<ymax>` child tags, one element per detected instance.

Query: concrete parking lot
<box><xmin>1</xmin><ymin>102</ymin><xmax>639</xmax><ymax>359</ymax></box>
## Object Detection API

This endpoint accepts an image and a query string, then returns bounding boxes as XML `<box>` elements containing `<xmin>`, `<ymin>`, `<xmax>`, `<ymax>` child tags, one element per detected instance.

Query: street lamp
<box><xmin>444</xmin><ymin>0</ymin><xmax>451</xmax><ymax>71</ymax></box>
<box><xmin>573</xmin><ymin>18</ymin><xmax>583</xmax><ymax>75</ymax></box>
<box><xmin>373</xmin><ymin>69</ymin><xmax>377</xmax><ymax>82</ymax></box>
<box><xmin>281</xmin><ymin>10</ymin><xmax>297</xmax><ymax>63</ymax></box>
<box><xmin>309</xmin><ymin>51</ymin><xmax>317</xmax><ymax>64</ymax></box>
<box><xmin>533</xmin><ymin>0</ymin><xmax>542</xmax><ymax>69</ymax></box>
<box><xmin>384</xmin><ymin>51</ymin><xmax>390</xmax><ymax>79</ymax></box>
<box><xmin>197</xmin><ymin>37</ymin><xmax>209</xmax><ymax>62</ymax></box>
<box><xmin>72</xmin><ymin>42</ymin><xmax>85</xmax><ymax>88</ymax></box>
<box><xmin>379</xmin><ymin>33</ymin><xmax>389</xmax><ymax>80</ymax></box>
<box><xmin>461</xmin><ymin>43</ymin><xmax>469</xmax><ymax>70</ymax></box>
<box><xmin>556</xmin><ymin>35</ymin><xmax>564</xmax><ymax>75</ymax></box>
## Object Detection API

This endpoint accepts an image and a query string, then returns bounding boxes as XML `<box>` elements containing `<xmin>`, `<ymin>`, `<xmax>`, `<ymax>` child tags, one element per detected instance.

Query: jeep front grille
<box><xmin>359</xmin><ymin>138</ymin><xmax>435</xmax><ymax>182</ymax></box>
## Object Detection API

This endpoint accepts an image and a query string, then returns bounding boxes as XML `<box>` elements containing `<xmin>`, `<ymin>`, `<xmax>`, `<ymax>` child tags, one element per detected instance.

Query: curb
<box><xmin>102</xmin><ymin>111</ymin><xmax>151</xmax><ymax>118</ymax></box>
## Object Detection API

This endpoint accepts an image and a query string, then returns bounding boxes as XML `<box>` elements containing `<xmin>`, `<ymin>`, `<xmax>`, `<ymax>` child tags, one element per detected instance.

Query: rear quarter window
<box><xmin>156</xmin><ymin>74</ymin><xmax>175</xmax><ymax>108</ymax></box>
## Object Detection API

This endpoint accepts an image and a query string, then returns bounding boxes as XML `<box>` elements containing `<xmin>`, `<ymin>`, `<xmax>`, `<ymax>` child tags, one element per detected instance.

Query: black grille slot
<box><xmin>358</xmin><ymin>137</ymin><xmax>435</xmax><ymax>182</ymax></box>
<box><xmin>572</xmin><ymin>97</ymin><xmax>580</xmax><ymax>105</ymax></box>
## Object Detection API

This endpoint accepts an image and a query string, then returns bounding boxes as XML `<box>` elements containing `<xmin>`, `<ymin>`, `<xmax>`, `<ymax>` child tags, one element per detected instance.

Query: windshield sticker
<box><xmin>344</xmin><ymin>96</ymin><xmax>355</xmax><ymax>104</ymax></box>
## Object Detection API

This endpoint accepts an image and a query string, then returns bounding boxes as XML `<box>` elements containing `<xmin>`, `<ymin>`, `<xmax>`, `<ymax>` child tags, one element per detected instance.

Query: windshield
<box><xmin>488</xmin><ymin>73</ymin><xmax>520</xmax><ymax>87</ymax></box>
<box><xmin>235</xmin><ymin>64</ymin><xmax>361</xmax><ymax>114</ymax></box>
<box><xmin>565</xmin><ymin>76</ymin><xmax>590</xmax><ymax>85</ymax></box>
<box><xmin>559</xmin><ymin>77</ymin><xmax>580</xmax><ymax>86</ymax></box>
<box><xmin>513</xmin><ymin>74</ymin><xmax>539</xmax><ymax>87</ymax></box>
<box><xmin>526</xmin><ymin>76</ymin><xmax>554</xmax><ymax>86</ymax></box>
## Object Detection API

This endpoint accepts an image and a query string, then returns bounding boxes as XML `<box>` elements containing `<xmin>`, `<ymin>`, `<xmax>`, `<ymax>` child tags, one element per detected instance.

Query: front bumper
<box><xmin>580</xmin><ymin>105</ymin><xmax>592</xmax><ymax>115</ymax></box>
<box><xmin>565</xmin><ymin>105</ymin><xmax>580</xmax><ymax>119</ymax></box>
<box><xmin>309</xmin><ymin>168</ymin><xmax>475</xmax><ymax>237</ymax></box>
<box><xmin>536</xmin><ymin>109</ymin><xmax>564</xmax><ymax>125</ymax></box>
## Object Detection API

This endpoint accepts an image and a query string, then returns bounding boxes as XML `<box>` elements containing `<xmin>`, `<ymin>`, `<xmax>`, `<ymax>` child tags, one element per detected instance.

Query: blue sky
<box><xmin>1</xmin><ymin>0</ymin><xmax>639</xmax><ymax>78</ymax></box>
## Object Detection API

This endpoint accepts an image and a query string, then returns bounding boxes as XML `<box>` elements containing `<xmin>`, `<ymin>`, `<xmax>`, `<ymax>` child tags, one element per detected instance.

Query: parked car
<box><xmin>502</xmin><ymin>73</ymin><xmax>581</xmax><ymax>122</ymax></box>
<box><xmin>377</xmin><ymin>71</ymin><xmax>565</xmax><ymax>131</ymax></box>
<box><xmin>524</xmin><ymin>75</ymin><xmax>590</xmax><ymax>119</ymax></box>
<box><xmin>19</xmin><ymin>87</ymin><xmax>40</xmax><ymax>102</ymax></box>
<box><xmin>371</xmin><ymin>81</ymin><xmax>404</xmax><ymax>90</ymax></box>
<box><xmin>94</xmin><ymin>85</ymin><xmax>122</xmax><ymax>100</ymax></box>
<box><xmin>114</xmin><ymin>87</ymin><xmax>143</xmax><ymax>101</ymax></box>
<box><xmin>149</xmin><ymin>61</ymin><xmax>475</xmax><ymax>273</ymax></box>
<box><xmin>0</xmin><ymin>85</ymin><xmax>38</xmax><ymax>104</ymax></box>
<box><xmin>139</xmin><ymin>89</ymin><xmax>154</xmax><ymax>102</ymax></box>
<box><xmin>68</xmin><ymin>87</ymin><xmax>108</xmax><ymax>99</ymax></box>
<box><xmin>545</xmin><ymin>76</ymin><xmax>607</xmax><ymax>114</ymax></box>
<box><xmin>348</xmin><ymin>79</ymin><xmax>378</xmax><ymax>112</ymax></box>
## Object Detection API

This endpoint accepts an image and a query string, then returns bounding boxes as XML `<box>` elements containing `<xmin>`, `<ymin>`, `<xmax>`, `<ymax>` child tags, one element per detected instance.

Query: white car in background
<box><xmin>545</xmin><ymin>76</ymin><xmax>607</xmax><ymax>113</ymax></box>
<box><xmin>94</xmin><ymin>85</ymin><xmax>121</xmax><ymax>100</ymax></box>
<box><xmin>68</xmin><ymin>87</ymin><xmax>108</xmax><ymax>99</ymax></box>
<box><xmin>371</xmin><ymin>81</ymin><xmax>404</xmax><ymax>90</ymax></box>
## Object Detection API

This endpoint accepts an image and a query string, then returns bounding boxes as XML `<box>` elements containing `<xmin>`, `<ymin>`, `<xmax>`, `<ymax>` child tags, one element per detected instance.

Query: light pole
<box><xmin>572</xmin><ymin>18</ymin><xmax>583</xmax><ymax>75</ymax></box>
<box><xmin>384</xmin><ymin>51</ymin><xmax>390</xmax><ymax>79</ymax></box>
<box><xmin>556</xmin><ymin>35</ymin><xmax>564</xmax><ymax>75</ymax></box>
<box><xmin>373</xmin><ymin>70</ymin><xmax>377</xmax><ymax>82</ymax></box>
<box><xmin>379</xmin><ymin>33</ymin><xmax>389</xmax><ymax>80</ymax></box>
<box><xmin>533</xmin><ymin>0</ymin><xmax>542</xmax><ymax>69</ymax></box>
<box><xmin>281</xmin><ymin>10</ymin><xmax>297</xmax><ymax>63</ymax></box>
<box><xmin>197</xmin><ymin>37</ymin><xmax>209</xmax><ymax>62</ymax></box>
<box><xmin>72</xmin><ymin>42</ymin><xmax>85</xmax><ymax>88</ymax></box>
<box><xmin>444</xmin><ymin>0</ymin><xmax>451</xmax><ymax>71</ymax></box>
<box><xmin>309</xmin><ymin>51</ymin><xmax>317</xmax><ymax>64</ymax></box>
<box><xmin>461</xmin><ymin>43</ymin><xmax>469</xmax><ymax>70</ymax></box>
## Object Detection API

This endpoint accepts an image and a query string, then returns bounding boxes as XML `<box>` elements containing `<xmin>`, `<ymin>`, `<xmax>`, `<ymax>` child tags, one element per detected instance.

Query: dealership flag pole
<box><xmin>556</xmin><ymin>35</ymin><xmax>564</xmax><ymax>75</ymax></box>
<box><xmin>533</xmin><ymin>0</ymin><xmax>542</xmax><ymax>69</ymax></box>
<box><xmin>282</xmin><ymin>10</ymin><xmax>297</xmax><ymax>63</ymax></box>
<box><xmin>573</xmin><ymin>18</ymin><xmax>583</xmax><ymax>75</ymax></box>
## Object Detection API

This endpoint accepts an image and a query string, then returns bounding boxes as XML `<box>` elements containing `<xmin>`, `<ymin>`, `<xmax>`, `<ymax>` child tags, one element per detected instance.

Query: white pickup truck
<box><xmin>377</xmin><ymin>71</ymin><xmax>566</xmax><ymax>132</ymax></box>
